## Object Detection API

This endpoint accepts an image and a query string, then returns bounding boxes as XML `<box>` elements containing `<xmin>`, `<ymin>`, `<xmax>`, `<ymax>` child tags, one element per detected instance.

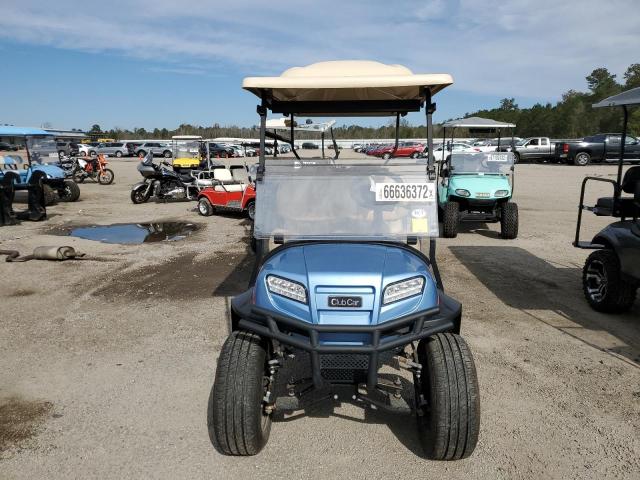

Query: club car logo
<box><xmin>412</xmin><ymin>208</ymin><xmax>427</xmax><ymax>218</ymax></box>
<box><xmin>328</xmin><ymin>296</ymin><xmax>362</xmax><ymax>308</ymax></box>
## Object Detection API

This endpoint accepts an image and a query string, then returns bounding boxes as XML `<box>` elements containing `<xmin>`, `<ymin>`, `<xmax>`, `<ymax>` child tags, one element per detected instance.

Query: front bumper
<box><xmin>230</xmin><ymin>288</ymin><xmax>461</xmax><ymax>389</ymax></box>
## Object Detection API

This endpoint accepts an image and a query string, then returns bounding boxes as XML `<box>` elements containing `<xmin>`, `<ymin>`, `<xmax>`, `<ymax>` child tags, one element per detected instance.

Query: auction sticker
<box><xmin>375</xmin><ymin>182</ymin><xmax>436</xmax><ymax>202</ymax></box>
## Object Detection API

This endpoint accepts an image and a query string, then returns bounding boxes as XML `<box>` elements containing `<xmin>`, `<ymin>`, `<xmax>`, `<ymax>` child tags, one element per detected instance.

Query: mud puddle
<box><xmin>48</xmin><ymin>222</ymin><xmax>199</xmax><ymax>244</ymax></box>
<box><xmin>0</xmin><ymin>397</ymin><xmax>53</xmax><ymax>452</ymax></box>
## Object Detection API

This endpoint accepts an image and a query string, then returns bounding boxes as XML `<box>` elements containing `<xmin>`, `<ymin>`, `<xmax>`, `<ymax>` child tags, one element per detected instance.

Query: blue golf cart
<box><xmin>575</xmin><ymin>87</ymin><xmax>640</xmax><ymax>312</ymax></box>
<box><xmin>437</xmin><ymin>117</ymin><xmax>518</xmax><ymax>238</ymax></box>
<box><xmin>0</xmin><ymin>127</ymin><xmax>80</xmax><ymax>204</ymax></box>
<box><xmin>208</xmin><ymin>61</ymin><xmax>480</xmax><ymax>459</ymax></box>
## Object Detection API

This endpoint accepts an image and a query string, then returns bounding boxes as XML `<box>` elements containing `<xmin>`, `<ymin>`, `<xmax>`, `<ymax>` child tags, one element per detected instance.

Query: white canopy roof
<box><xmin>265</xmin><ymin>117</ymin><xmax>336</xmax><ymax>132</ymax></box>
<box><xmin>442</xmin><ymin>116</ymin><xmax>516</xmax><ymax>129</ymax></box>
<box><xmin>172</xmin><ymin>135</ymin><xmax>202</xmax><ymax>140</ymax></box>
<box><xmin>593</xmin><ymin>87</ymin><xmax>640</xmax><ymax>108</ymax></box>
<box><xmin>243</xmin><ymin>61</ymin><xmax>453</xmax><ymax>115</ymax></box>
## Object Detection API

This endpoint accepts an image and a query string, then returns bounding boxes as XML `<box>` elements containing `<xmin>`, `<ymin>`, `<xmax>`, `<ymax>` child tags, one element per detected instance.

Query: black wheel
<box><xmin>208</xmin><ymin>330</ymin><xmax>274</xmax><ymax>456</ymax></box>
<box><xmin>72</xmin><ymin>169</ymin><xmax>85</xmax><ymax>183</ymax></box>
<box><xmin>58</xmin><ymin>180</ymin><xmax>80</xmax><ymax>202</ymax></box>
<box><xmin>583</xmin><ymin>250</ymin><xmax>637</xmax><ymax>313</ymax></box>
<box><xmin>416</xmin><ymin>333</ymin><xmax>480</xmax><ymax>460</ymax></box>
<box><xmin>410</xmin><ymin>152</ymin><xmax>419</xmax><ymax>159</ymax></box>
<box><xmin>198</xmin><ymin>197</ymin><xmax>214</xmax><ymax>216</ymax></box>
<box><xmin>98</xmin><ymin>168</ymin><xmax>114</xmax><ymax>185</ymax></box>
<box><xmin>43</xmin><ymin>184</ymin><xmax>57</xmax><ymax>206</ymax></box>
<box><xmin>500</xmin><ymin>202</ymin><xmax>518</xmax><ymax>239</ymax></box>
<box><xmin>130</xmin><ymin>185</ymin><xmax>150</xmax><ymax>204</ymax></box>
<box><xmin>382</xmin><ymin>152</ymin><xmax>392</xmax><ymax>160</ymax></box>
<box><xmin>442</xmin><ymin>201</ymin><xmax>459</xmax><ymax>238</ymax></box>
<box><xmin>89</xmin><ymin>151</ymin><xmax>97</xmax><ymax>157</ymax></box>
<box><xmin>138</xmin><ymin>150</ymin><xmax>146</xmax><ymax>158</ymax></box>
<box><xmin>513</xmin><ymin>153</ymin><xmax>520</xmax><ymax>164</ymax></box>
<box><xmin>574</xmin><ymin>152</ymin><xmax>591</xmax><ymax>166</ymax></box>
<box><xmin>245</xmin><ymin>200</ymin><xmax>255</xmax><ymax>221</ymax></box>
<box><xmin>115</xmin><ymin>151</ymin><xmax>122</xmax><ymax>158</ymax></box>
<box><xmin>163</xmin><ymin>150</ymin><xmax>172</xmax><ymax>158</ymax></box>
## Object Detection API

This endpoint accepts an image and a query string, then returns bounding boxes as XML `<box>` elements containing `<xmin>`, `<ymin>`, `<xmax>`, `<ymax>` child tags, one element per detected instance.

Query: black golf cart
<box><xmin>208</xmin><ymin>61</ymin><xmax>480</xmax><ymax>460</ymax></box>
<box><xmin>575</xmin><ymin>87</ymin><xmax>640</xmax><ymax>312</ymax></box>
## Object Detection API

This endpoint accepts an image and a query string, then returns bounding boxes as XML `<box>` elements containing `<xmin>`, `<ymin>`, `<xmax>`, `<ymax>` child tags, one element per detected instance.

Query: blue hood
<box><xmin>254</xmin><ymin>243</ymin><xmax>438</xmax><ymax>336</ymax></box>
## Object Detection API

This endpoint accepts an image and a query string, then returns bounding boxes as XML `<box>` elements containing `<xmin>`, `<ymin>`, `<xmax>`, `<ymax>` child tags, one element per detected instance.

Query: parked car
<box><xmin>327</xmin><ymin>144</ymin><xmax>343</xmax><ymax>150</ymax></box>
<box><xmin>301</xmin><ymin>142</ymin><xmax>319</xmax><ymax>149</ymax></box>
<box><xmin>352</xmin><ymin>143</ymin><xmax>364</xmax><ymax>152</ymax></box>
<box><xmin>502</xmin><ymin>137</ymin><xmax>557</xmax><ymax>163</ymax></box>
<box><xmin>374</xmin><ymin>141</ymin><xmax>424</xmax><ymax>159</ymax></box>
<box><xmin>208</xmin><ymin>142</ymin><xmax>237</xmax><ymax>158</ymax></box>
<box><xmin>555</xmin><ymin>133</ymin><xmax>640</xmax><ymax>166</ymax></box>
<box><xmin>91</xmin><ymin>142</ymin><xmax>129</xmax><ymax>158</ymax></box>
<box><xmin>0</xmin><ymin>141</ymin><xmax>18</xmax><ymax>151</ymax></box>
<box><xmin>126</xmin><ymin>142</ymin><xmax>143</xmax><ymax>156</ymax></box>
<box><xmin>56</xmin><ymin>141</ymin><xmax>79</xmax><ymax>157</ymax></box>
<box><xmin>135</xmin><ymin>142</ymin><xmax>173</xmax><ymax>158</ymax></box>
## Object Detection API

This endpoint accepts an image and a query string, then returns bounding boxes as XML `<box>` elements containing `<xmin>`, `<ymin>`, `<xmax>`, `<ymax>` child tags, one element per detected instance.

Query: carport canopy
<box><xmin>593</xmin><ymin>87</ymin><xmax>640</xmax><ymax>108</ymax></box>
<box><xmin>442</xmin><ymin>117</ymin><xmax>516</xmax><ymax>129</ymax></box>
<box><xmin>0</xmin><ymin>126</ymin><xmax>53</xmax><ymax>137</ymax></box>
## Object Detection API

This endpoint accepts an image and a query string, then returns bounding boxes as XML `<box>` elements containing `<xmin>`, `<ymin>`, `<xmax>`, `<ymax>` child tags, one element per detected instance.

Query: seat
<box><xmin>594</xmin><ymin>166</ymin><xmax>640</xmax><ymax>217</ymax></box>
<box><xmin>213</xmin><ymin>168</ymin><xmax>245</xmax><ymax>192</ymax></box>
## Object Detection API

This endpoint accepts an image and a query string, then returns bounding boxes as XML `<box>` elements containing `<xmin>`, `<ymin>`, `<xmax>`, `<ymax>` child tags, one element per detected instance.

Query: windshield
<box><xmin>27</xmin><ymin>137</ymin><xmax>59</xmax><ymax>164</ymax></box>
<box><xmin>173</xmin><ymin>141</ymin><xmax>200</xmax><ymax>158</ymax></box>
<box><xmin>449</xmin><ymin>152</ymin><xmax>514</xmax><ymax>175</ymax></box>
<box><xmin>254</xmin><ymin>158</ymin><xmax>438</xmax><ymax>240</ymax></box>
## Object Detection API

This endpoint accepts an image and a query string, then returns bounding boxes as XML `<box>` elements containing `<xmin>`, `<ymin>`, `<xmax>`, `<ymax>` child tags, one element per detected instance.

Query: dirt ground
<box><xmin>0</xmin><ymin>155</ymin><xmax>638</xmax><ymax>479</ymax></box>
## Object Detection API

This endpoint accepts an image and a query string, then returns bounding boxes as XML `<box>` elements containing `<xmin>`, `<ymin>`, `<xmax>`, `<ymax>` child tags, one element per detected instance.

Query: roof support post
<box><xmin>257</xmin><ymin>101</ymin><xmax>267</xmax><ymax>181</ymax></box>
<box><xmin>424</xmin><ymin>89</ymin><xmax>436</xmax><ymax>180</ymax></box>
<box><xmin>617</xmin><ymin>105</ymin><xmax>628</xmax><ymax>202</ymax></box>
<box><xmin>394</xmin><ymin>113</ymin><xmax>400</xmax><ymax>152</ymax></box>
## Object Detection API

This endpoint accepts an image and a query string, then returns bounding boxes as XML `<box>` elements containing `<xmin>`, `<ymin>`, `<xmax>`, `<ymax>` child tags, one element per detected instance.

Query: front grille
<box><xmin>320</xmin><ymin>353</ymin><xmax>369</xmax><ymax>370</ymax></box>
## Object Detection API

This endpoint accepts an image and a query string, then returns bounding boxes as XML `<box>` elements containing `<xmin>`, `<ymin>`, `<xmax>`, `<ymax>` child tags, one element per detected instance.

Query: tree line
<box><xmin>88</xmin><ymin>64</ymin><xmax>639</xmax><ymax>141</ymax></box>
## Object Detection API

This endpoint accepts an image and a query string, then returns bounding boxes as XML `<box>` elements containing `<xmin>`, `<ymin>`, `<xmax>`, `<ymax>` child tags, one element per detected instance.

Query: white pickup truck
<box><xmin>504</xmin><ymin>137</ymin><xmax>558</xmax><ymax>163</ymax></box>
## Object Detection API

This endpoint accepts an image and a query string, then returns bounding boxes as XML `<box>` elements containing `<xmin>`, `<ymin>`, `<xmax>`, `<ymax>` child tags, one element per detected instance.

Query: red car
<box><xmin>375</xmin><ymin>141</ymin><xmax>425</xmax><ymax>159</ymax></box>
<box><xmin>197</xmin><ymin>166</ymin><xmax>256</xmax><ymax>219</ymax></box>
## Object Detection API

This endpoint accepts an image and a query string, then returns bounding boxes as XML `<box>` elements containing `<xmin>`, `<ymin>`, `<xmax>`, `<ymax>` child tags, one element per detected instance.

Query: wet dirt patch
<box><xmin>0</xmin><ymin>397</ymin><xmax>52</xmax><ymax>452</ymax></box>
<box><xmin>46</xmin><ymin>222</ymin><xmax>199</xmax><ymax>244</ymax></box>
<box><xmin>96</xmin><ymin>250</ymin><xmax>254</xmax><ymax>300</ymax></box>
<box><xmin>6</xmin><ymin>289</ymin><xmax>37</xmax><ymax>297</ymax></box>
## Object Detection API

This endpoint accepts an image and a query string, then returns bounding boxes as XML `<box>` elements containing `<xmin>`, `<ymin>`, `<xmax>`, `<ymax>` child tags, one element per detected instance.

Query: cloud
<box><xmin>0</xmin><ymin>0</ymin><xmax>638</xmax><ymax>100</ymax></box>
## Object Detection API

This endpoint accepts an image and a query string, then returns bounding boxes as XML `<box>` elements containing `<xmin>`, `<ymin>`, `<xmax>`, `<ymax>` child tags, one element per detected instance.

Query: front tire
<box><xmin>416</xmin><ymin>333</ymin><xmax>480</xmax><ymax>460</ymax></box>
<box><xmin>198</xmin><ymin>197</ymin><xmax>214</xmax><ymax>216</ymax></box>
<box><xmin>209</xmin><ymin>331</ymin><xmax>273</xmax><ymax>456</ymax></box>
<box><xmin>574</xmin><ymin>152</ymin><xmax>591</xmax><ymax>166</ymax></box>
<box><xmin>245</xmin><ymin>200</ymin><xmax>255</xmax><ymax>221</ymax></box>
<box><xmin>382</xmin><ymin>152</ymin><xmax>392</xmax><ymax>160</ymax></box>
<box><xmin>58</xmin><ymin>180</ymin><xmax>80</xmax><ymax>202</ymax></box>
<box><xmin>130</xmin><ymin>185</ymin><xmax>150</xmax><ymax>204</ymax></box>
<box><xmin>500</xmin><ymin>202</ymin><xmax>518</xmax><ymax>239</ymax></box>
<box><xmin>115</xmin><ymin>151</ymin><xmax>122</xmax><ymax>158</ymax></box>
<box><xmin>442</xmin><ymin>201</ymin><xmax>459</xmax><ymax>238</ymax></box>
<box><xmin>583</xmin><ymin>250</ymin><xmax>637</xmax><ymax>313</ymax></box>
<box><xmin>98</xmin><ymin>168</ymin><xmax>114</xmax><ymax>185</ymax></box>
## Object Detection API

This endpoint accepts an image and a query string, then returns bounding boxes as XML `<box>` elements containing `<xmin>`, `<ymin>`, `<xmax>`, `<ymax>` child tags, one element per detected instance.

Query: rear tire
<box><xmin>583</xmin><ymin>250</ymin><xmax>637</xmax><ymax>313</ymax></box>
<box><xmin>416</xmin><ymin>333</ymin><xmax>480</xmax><ymax>460</ymax></box>
<box><xmin>115</xmin><ymin>151</ymin><xmax>122</xmax><ymax>158</ymax></box>
<box><xmin>58</xmin><ymin>180</ymin><xmax>80</xmax><ymax>202</ymax></box>
<box><xmin>198</xmin><ymin>197</ymin><xmax>214</xmax><ymax>216</ymax></box>
<box><xmin>209</xmin><ymin>330</ymin><xmax>273</xmax><ymax>456</ymax></box>
<box><xmin>500</xmin><ymin>202</ymin><xmax>518</xmax><ymax>239</ymax></box>
<box><xmin>245</xmin><ymin>200</ymin><xmax>255</xmax><ymax>221</ymax></box>
<box><xmin>513</xmin><ymin>153</ymin><xmax>520</xmax><ymax>164</ymax></box>
<box><xmin>382</xmin><ymin>152</ymin><xmax>392</xmax><ymax>160</ymax></box>
<box><xmin>43</xmin><ymin>185</ymin><xmax>57</xmax><ymax>206</ymax></box>
<box><xmin>574</xmin><ymin>152</ymin><xmax>591</xmax><ymax>166</ymax></box>
<box><xmin>442</xmin><ymin>202</ymin><xmax>459</xmax><ymax>238</ymax></box>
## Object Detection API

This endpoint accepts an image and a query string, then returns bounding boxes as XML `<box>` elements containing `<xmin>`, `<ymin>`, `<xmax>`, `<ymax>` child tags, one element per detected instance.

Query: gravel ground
<box><xmin>0</xmin><ymin>155</ymin><xmax>638</xmax><ymax>479</ymax></box>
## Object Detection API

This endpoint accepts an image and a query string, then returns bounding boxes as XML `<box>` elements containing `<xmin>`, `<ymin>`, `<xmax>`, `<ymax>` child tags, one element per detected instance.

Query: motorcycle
<box><xmin>130</xmin><ymin>151</ymin><xmax>198</xmax><ymax>204</ymax></box>
<box><xmin>72</xmin><ymin>155</ymin><xmax>114</xmax><ymax>185</ymax></box>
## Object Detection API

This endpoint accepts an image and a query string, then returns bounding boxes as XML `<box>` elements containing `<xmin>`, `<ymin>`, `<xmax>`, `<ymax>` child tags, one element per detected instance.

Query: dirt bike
<box><xmin>73</xmin><ymin>155</ymin><xmax>114</xmax><ymax>185</ymax></box>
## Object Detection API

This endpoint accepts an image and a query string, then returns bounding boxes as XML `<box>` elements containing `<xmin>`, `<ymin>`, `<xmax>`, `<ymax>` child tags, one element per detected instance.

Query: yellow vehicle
<box><xmin>171</xmin><ymin>135</ymin><xmax>203</xmax><ymax>172</ymax></box>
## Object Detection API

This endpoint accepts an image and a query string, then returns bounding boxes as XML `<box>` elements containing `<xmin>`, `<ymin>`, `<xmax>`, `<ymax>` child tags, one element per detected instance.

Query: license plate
<box><xmin>375</xmin><ymin>182</ymin><xmax>435</xmax><ymax>202</ymax></box>
<box><xmin>328</xmin><ymin>296</ymin><xmax>362</xmax><ymax>308</ymax></box>
<box><xmin>487</xmin><ymin>153</ymin><xmax>509</xmax><ymax>162</ymax></box>
<box><xmin>476</xmin><ymin>192</ymin><xmax>490</xmax><ymax>198</ymax></box>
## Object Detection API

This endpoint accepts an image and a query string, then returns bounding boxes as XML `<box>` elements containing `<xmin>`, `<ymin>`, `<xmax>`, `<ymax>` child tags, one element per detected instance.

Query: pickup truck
<box><xmin>496</xmin><ymin>137</ymin><xmax>557</xmax><ymax>163</ymax></box>
<box><xmin>555</xmin><ymin>133</ymin><xmax>640</xmax><ymax>166</ymax></box>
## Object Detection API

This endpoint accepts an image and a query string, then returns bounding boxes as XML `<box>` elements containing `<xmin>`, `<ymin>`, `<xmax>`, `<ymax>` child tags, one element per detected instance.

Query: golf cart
<box><xmin>0</xmin><ymin>127</ymin><xmax>80</xmax><ymax>204</ymax></box>
<box><xmin>171</xmin><ymin>135</ymin><xmax>204</xmax><ymax>173</ymax></box>
<box><xmin>196</xmin><ymin>164</ymin><xmax>256</xmax><ymax>219</ymax></box>
<box><xmin>208</xmin><ymin>61</ymin><xmax>480</xmax><ymax>460</ymax></box>
<box><xmin>438</xmin><ymin>117</ymin><xmax>518</xmax><ymax>239</ymax></box>
<box><xmin>575</xmin><ymin>87</ymin><xmax>640</xmax><ymax>312</ymax></box>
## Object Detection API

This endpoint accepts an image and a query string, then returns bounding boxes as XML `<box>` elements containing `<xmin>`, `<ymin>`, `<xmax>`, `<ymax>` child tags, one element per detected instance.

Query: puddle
<box><xmin>0</xmin><ymin>397</ymin><xmax>53</xmax><ymax>452</ymax></box>
<box><xmin>50</xmin><ymin>222</ymin><xmax>199</xmax><ymax>244</ymax></box>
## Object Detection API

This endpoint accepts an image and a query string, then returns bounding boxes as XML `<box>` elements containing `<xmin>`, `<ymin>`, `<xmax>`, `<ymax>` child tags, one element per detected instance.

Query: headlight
<box><xmin>383</xmin><ymin>276</ymin><xmax>425</xmax><ymax>305</ymax></box>
<box><xmin>494</xmin><ymin>189</ymin><xmax>509</xmax><ymax>197</ymax></box>
<box><xmin>266</xmin><ymin>275</ymin><xmax>307</xmax><ymax>304</ymax></box>
<box><xmin>455</xmin><ymin>189</ymin><xmax>470</xmax><ymax>197</ymax></box>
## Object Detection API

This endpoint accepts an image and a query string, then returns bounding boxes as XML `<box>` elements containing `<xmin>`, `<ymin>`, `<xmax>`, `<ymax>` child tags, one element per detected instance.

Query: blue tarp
<box><xmin>0</xmin><ymin>126</ymin><xmax>53</xmax><ymax>137</ymax></box>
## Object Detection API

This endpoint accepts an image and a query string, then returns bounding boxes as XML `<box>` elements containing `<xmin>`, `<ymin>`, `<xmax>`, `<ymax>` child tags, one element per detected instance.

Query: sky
<box><xmin>0</xmin><ymin>0</ymin><xmax>638</xmax><ymax>131</ymax></box>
